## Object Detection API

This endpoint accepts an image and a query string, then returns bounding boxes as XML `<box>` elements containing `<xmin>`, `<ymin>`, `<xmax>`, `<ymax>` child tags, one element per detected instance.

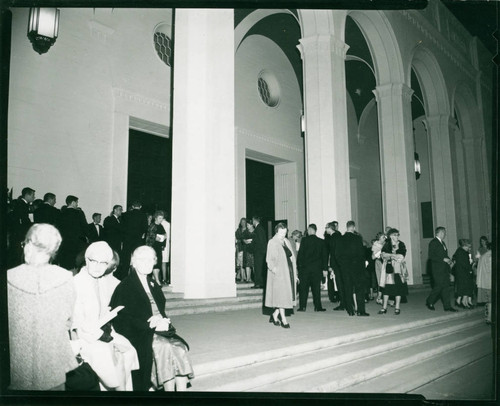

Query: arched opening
<box><xmin>344</xmin><ymin>16</ymin><xmax>383</xmax><ymax>241</ymax></box>
<box><xmin>234</xmin><ymin>11</ymin><xmax>305</xmax><ymax>234</ymax></box>
<box><xmin>410</xmin><ymin>46</ymin><xmax>458</xmax><ymax>257</ymax></box>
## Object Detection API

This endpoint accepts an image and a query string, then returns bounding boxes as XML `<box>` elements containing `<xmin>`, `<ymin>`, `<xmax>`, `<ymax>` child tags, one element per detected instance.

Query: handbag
<box><xmin>65</xmin><ymin>359</ymin><xmax>100</xmax><ymax>391</ymax></box>
<box><xmin>154</xmin><ymin>321</ymin><xmax>190</xmax><ymax>350</ymax></box>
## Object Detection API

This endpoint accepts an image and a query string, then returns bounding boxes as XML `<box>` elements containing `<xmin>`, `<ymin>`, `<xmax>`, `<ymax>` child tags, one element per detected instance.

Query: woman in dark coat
<box><xmin>452</xmin><ymin>239</ymin><xmax>474</xmax><ymax>308</ymax></box>
<box><xmin>110</xmin><ymin>246</ymin><xmax>193</xmax><ymax>391</ymax></box>
<box><xmin>378</xmin><ymin>228</ymin><xmax>408</xmax><ymax>315</ymax></box>
<box><xmin>145</xmin><ymin>210</ymin><xmax>167</xmax><ymax>285</ymax></box>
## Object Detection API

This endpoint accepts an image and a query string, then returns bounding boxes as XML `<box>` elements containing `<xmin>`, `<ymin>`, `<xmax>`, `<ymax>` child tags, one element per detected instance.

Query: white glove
<box><xmin>155</xmin><ymin>318</ymin><xmax>171</xmax><ymax>332</ymax></box>
<box><xmin>147</xmin><ymin>314</ymin><xmax>164</xmax><ymax>329</ymax></box>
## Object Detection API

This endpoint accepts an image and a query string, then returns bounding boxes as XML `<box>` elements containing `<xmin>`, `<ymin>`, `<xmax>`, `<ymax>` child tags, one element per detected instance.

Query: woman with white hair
<box><xmin>110</xmin><ymin>246</ymin><xmax>194</xmax><ymax>391</ymax></box>
<box><xmin>7</xmin><ymin>223</ymin><xmax>78</xmax><ymax>390</ymax></box>
<box><xmin>72</xmin><ymin>241</ymin><xmax>139</xmax><ymax>391</ymax></box>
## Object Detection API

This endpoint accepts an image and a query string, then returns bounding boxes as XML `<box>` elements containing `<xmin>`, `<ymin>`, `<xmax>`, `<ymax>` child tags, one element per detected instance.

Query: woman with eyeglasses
<box><xmin>72</xmin><ymin>242</ymin><xmax>139</xmax><ymax>390</ymax></box>
<box><xmin>110</xmin><ymin>246</ymin><xmax>194</xmax><ymax>391</ymax></box>
<box><xmin>7</xmin><ymin>223</ymin><xmax>78</xmax><ymax>390</ymax></box>
<box><xmin>378</xmin><ymin>228</ymin><xmax>408</xmax><ymax>315</ymax></box>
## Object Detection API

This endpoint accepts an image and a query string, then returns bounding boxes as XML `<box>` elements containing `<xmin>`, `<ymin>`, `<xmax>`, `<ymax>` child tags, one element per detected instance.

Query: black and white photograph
<box><xmin>0</xmin><ymin>0</ymin><xmax>497</xmax><ymax>404</ymax></box>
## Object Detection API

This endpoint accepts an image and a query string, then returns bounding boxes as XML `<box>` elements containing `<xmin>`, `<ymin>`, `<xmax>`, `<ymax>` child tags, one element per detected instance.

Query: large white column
<box><xmin>424</xmin><ymin>114</ymin><xmax>458</xmax><ymax>254</ymax></box>
<box><xmin>374</xmin><ymin>83</ymin><xmax>421</xmax><ymax>284</ymax></box>
<box><xmin>170</xmin><ymin>9</ymin><xmax>236</xmax><ymax>299</ymax></box>
<box><xmin>298</xmin><ymin>34</ymin><xmax>351</xmax><ymax>235</ymax></box>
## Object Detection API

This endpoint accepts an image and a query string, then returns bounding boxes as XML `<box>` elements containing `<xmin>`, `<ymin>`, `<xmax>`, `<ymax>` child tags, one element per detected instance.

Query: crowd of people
<box><xmin>6</xmin><ymin>187</ymin><xmax>191</xmax><ymax>391</ymax></box>
<box><xmin>6</xmin><ymin>187</ymin><xmax>171</xmax><ymax>285</ymax></box>
<box><xmin>235</xmin><ymin>218</ymin><xmax>493</xmax><ymax>328</ymax></box>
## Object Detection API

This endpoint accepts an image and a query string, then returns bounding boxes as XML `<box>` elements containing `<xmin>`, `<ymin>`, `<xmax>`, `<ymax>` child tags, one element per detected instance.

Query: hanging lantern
<box><xmin>27</xmin><ymin>8</ymin><xmax>60</xmax><ymax>55</ymax></box>
<box><xmin>414</xmin><ymin>152</ymin><xmax>421</xmax><ymax>180</ymax></box>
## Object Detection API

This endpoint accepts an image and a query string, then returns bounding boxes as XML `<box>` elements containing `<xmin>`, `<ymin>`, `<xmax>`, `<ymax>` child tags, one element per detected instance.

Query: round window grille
<box><xmin>257</xmin><ymin>70</ymin><xmax>280</xmax><ymax>107</ymax></box>
<box><xmin>154</xmin><ymin>23</ymin><xmax>173</xmax><ymax>67</ymax></box>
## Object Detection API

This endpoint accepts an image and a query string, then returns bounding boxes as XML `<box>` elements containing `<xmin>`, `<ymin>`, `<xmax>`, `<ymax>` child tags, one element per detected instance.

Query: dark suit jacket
<box><xmin>86</xmin><ymin>222</ymin><xmax>104</xmax><ymax>243</ymax></box>
<box><xmin>110</xmin><ymin>270</ymin><xmax>167</xmax><ymax>391</ymax></box>
<box><xmin>57</xmin><ymin>207</ymin><xmax>88</xmax><ymax>243</ymax></box>
<box><xmin>103</xmin><ymin>215</ymin><xmax>124</xmax><ymax>252</ymax></box>
<box><xmin>8</xmin><ymin>198</ymin><xmax>32</xmax><ymax>242</ymax></box>
<box><xmin>297</xmin><ymin>234</ymin><xmax>327</xmax><ymax>273</ymax></box>
<box><xmin>324</xmin><ymin>232</ymin><xmax>341</xmax><ymax>270</ymax></box>
<box><xmin>122</xmin><ymin>209</ymin><xmax>148</xmax><ymax>248</ymax></box>
<box><xmin>428</xmin><ymin>237</ymin><xmax>450</xmax><ymax>276</ymax></box>
<box><xmin>251</xmin><ymin>224</ymin><xmax>267</xmax><ymax>255</ymax></box>
<box><xmin>34</xmin><ymin>203</ymin><xmax>60</xmax><ymax>226</ymax></box>
<box><xmin>335</xmin><ymin>231</ymin><xmax>365</xmax><ymax>274</ymax></box>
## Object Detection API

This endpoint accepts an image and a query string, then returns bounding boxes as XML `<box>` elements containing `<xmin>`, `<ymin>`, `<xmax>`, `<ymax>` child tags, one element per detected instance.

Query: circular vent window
<box><xmin>257</xmin><ymin>70</ymin><xmax>280</xmax><ymax>107</ymax></box>
<box><xmin>154</xmin><ymin>23</ymin><xmax>173</xmax><ymax>67</ymax></box>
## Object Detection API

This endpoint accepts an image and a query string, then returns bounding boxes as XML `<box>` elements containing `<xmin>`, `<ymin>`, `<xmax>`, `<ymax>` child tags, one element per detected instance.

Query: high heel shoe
<box><xmin>269</xmin><ymin>315</ymin><xmax>280</xmax><ymax>326</ymax></box>
<box><xmin>281</xmin><ymin>322</ymin><xmax>290</xmax><ymax>329</ymax></box>
<box><xmin>395</xmin><ymin>309</ymin><xmax>401</xmax><ymax>315</ymax></box>
<box><xmin>378</xmin><ymin>308</ymin><xmax>387</xmax><ymax>314</ymax></box>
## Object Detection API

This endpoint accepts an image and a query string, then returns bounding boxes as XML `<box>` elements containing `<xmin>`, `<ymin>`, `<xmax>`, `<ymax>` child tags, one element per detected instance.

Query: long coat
<box><xmin>452</xmin><ymin>248</ymin><xmax>474</xmax><ymax>296</ymax></box>
<box><xmin>109</xmin><ymin>269</ymin><xmax>168</xmax><ymax>391</ymax></box>
<box><xmin>265</xmin><ymin>236</ymin><xmax>297</xmax><ymax>309</ymax></box>
<box><xmin>7</xmin><ymin>264</ymin><xmax>78</xmax><ymax>390</ymax></box>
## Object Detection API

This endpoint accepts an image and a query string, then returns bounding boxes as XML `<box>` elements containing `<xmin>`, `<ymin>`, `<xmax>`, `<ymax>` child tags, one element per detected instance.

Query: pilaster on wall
<box><xmin>298</xmin><ymin>33</ymin><xmax>351</xmax><ymax>235</ymax></box>
<box><xmin>374</xmin><ymin>82</ymin><xmax>421</xmax><ymax>284</ymax></box>
<box><xmin>170</xmin><ymin>9</ymin><xmax>236</xmax><ymax>299</ymax></box>
<box><xmin>424</xmin><ymin>114</ymin><xmax>458</xmax><ymax>254</ymax></box>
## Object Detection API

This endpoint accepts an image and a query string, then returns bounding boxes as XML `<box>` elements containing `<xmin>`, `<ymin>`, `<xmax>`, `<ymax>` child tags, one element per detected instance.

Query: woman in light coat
<box><xmin>476</xmin><ymin>242</ymin><xmax>492</xmax><ymax>324</ymax></box>
<box><xmin>265</xmin><ymin>223</ymin><xmax>298</xmax><ymax>329</ymax></box>
<box><xmin>72</xmin><ymin>242</ymin><xmax>139</xmax><ymax>390</ymax></box>
<box><xmin>7</xmin><ymin>224</ymin><xmax>78</xmax><ymax>390</ymax></box>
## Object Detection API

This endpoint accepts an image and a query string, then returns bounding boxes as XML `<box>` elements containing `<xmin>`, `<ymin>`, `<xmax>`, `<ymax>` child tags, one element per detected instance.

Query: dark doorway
<box><xmin>127</xmin><ymin>129</ymin><xmax>172</xmax><ymax>218</ymax></box>
<box><xmin>246</xmin><ymin>159</ymin><xmax>274</xmax><ymax>227</ymax></box>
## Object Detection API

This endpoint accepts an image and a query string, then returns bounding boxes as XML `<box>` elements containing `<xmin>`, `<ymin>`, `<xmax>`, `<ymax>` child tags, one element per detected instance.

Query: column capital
<box><xmin>373</xmin><ymin>83</ymin><xmax>413</xmax><ymax>103</ymax></box>
<box><xmin>297</xmin><ymin>35</ymin><xmax>349</xmax><ymax>60</ymax></box>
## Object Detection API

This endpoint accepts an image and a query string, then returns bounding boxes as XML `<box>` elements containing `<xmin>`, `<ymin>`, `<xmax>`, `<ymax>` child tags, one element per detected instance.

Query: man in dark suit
<box><xmin>426</xmin><ymin>226</ymin><xmax>457</xmax><ymax>312</ymax></box>
<box><xmin>121</xmin><ymin>201</ymin><xmax>148</xmax><ymax>279</ymax></box>
<box><xmin>251</xmin><ymin>216</ymin><xmax>267</xmax><ymax>289</ymax></box>
<box><xmin>336</xmin><ymin>221</ymin><xmax>369</xmax><ymax>316</ymax></box>
<box><xmin>297</xmin><ymin>224</ymin><xmax>327</xmax><ymax>312</ymax></box>
<box><xmin>7</xmin><ymin>187</ymin><xmax>35</xmax><ymax>267</ymax></box>
<box><xmin>87</xmin><ymin>213</ymin><xmax>104</xmax><ymax>243</ymax></box>
<box><xmin>325</xmin><ymin>221</ymin><xmax>345</xmax><ymax>310</ymax></box>
<box><xmin>103</xmin><ymin>205</ymin><xmax>124</xmax><ymax>253</ymax></box>
<box><xmin>34</xmin><ymin>192</ymin><xmax>60</xmax><ymax>226</ymax></box>
<box><xmin>57</xmin><ymin>195</ymin><xmax>89</xmax><ymax>270</ymax></box>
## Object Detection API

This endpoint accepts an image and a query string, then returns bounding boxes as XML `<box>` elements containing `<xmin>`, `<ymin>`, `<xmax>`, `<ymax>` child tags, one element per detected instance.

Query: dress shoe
<box><xmin>444</xmin><ymin>308</ymin><xmax>458</xmax><ymax>312</ymax></box>
<box><xmin>356</xmin><ymin>311</ymin><xmax>370</xmax><ymax>316</ymax></box>
<box><xmin>297</xmin><ymin>308</ymin><xmax>306</xmax><ymax>312</ymax></box>
<box><xmin>394</xmin><ymin>309</ymin><xmax>401</xmax><ymax>315</ymax></box>
<box><xmin>333</xmin><ymin>305</ymin><xmax>345</xmax><ymax>311</ymax></box>
<box><xmin>347</xmin><ymin>310</ymin><xmax>355</xmax><ymax>316</ymax></box>
<box><xmin>269</xmin><ymin>315</ymin><xmax>280</xmax><ymax>326</ymax></box>
<box><xmin>314</xmin><ymin>308</ymin><xmax>326</xmax><ymax>312</ymax></box>
<box><xmin>426</xmin><ymin>303</ymin><xmax>436</xmax><ymax>311</ymax></box>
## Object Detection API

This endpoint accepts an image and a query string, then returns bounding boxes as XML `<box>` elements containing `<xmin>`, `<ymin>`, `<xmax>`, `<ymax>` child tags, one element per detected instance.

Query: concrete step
<box><xmin>342</xmin><ymin>332</ymin><xmax>492</xmax><ymax>393</ymax></box>
<box><xmin>164</xmin><ymin>284</ymin><xmax>430</xmax><ymax>315</ymax></box>
<box><xmin>260</xmin><ymin>322</ymin><xmax>488</xmax><ymax>392</ymax></box>
<box><xmin>190</xmin><ymin>309</ymin><xmax>482</xmax><ymax>391</ymax></box>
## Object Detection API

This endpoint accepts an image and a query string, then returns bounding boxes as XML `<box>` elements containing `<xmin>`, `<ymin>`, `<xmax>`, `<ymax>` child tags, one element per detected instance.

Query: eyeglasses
<box><xmin>87</xmin><ymin>258</ymin><xmax>109</xmax><ymax>266</ymax></box>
